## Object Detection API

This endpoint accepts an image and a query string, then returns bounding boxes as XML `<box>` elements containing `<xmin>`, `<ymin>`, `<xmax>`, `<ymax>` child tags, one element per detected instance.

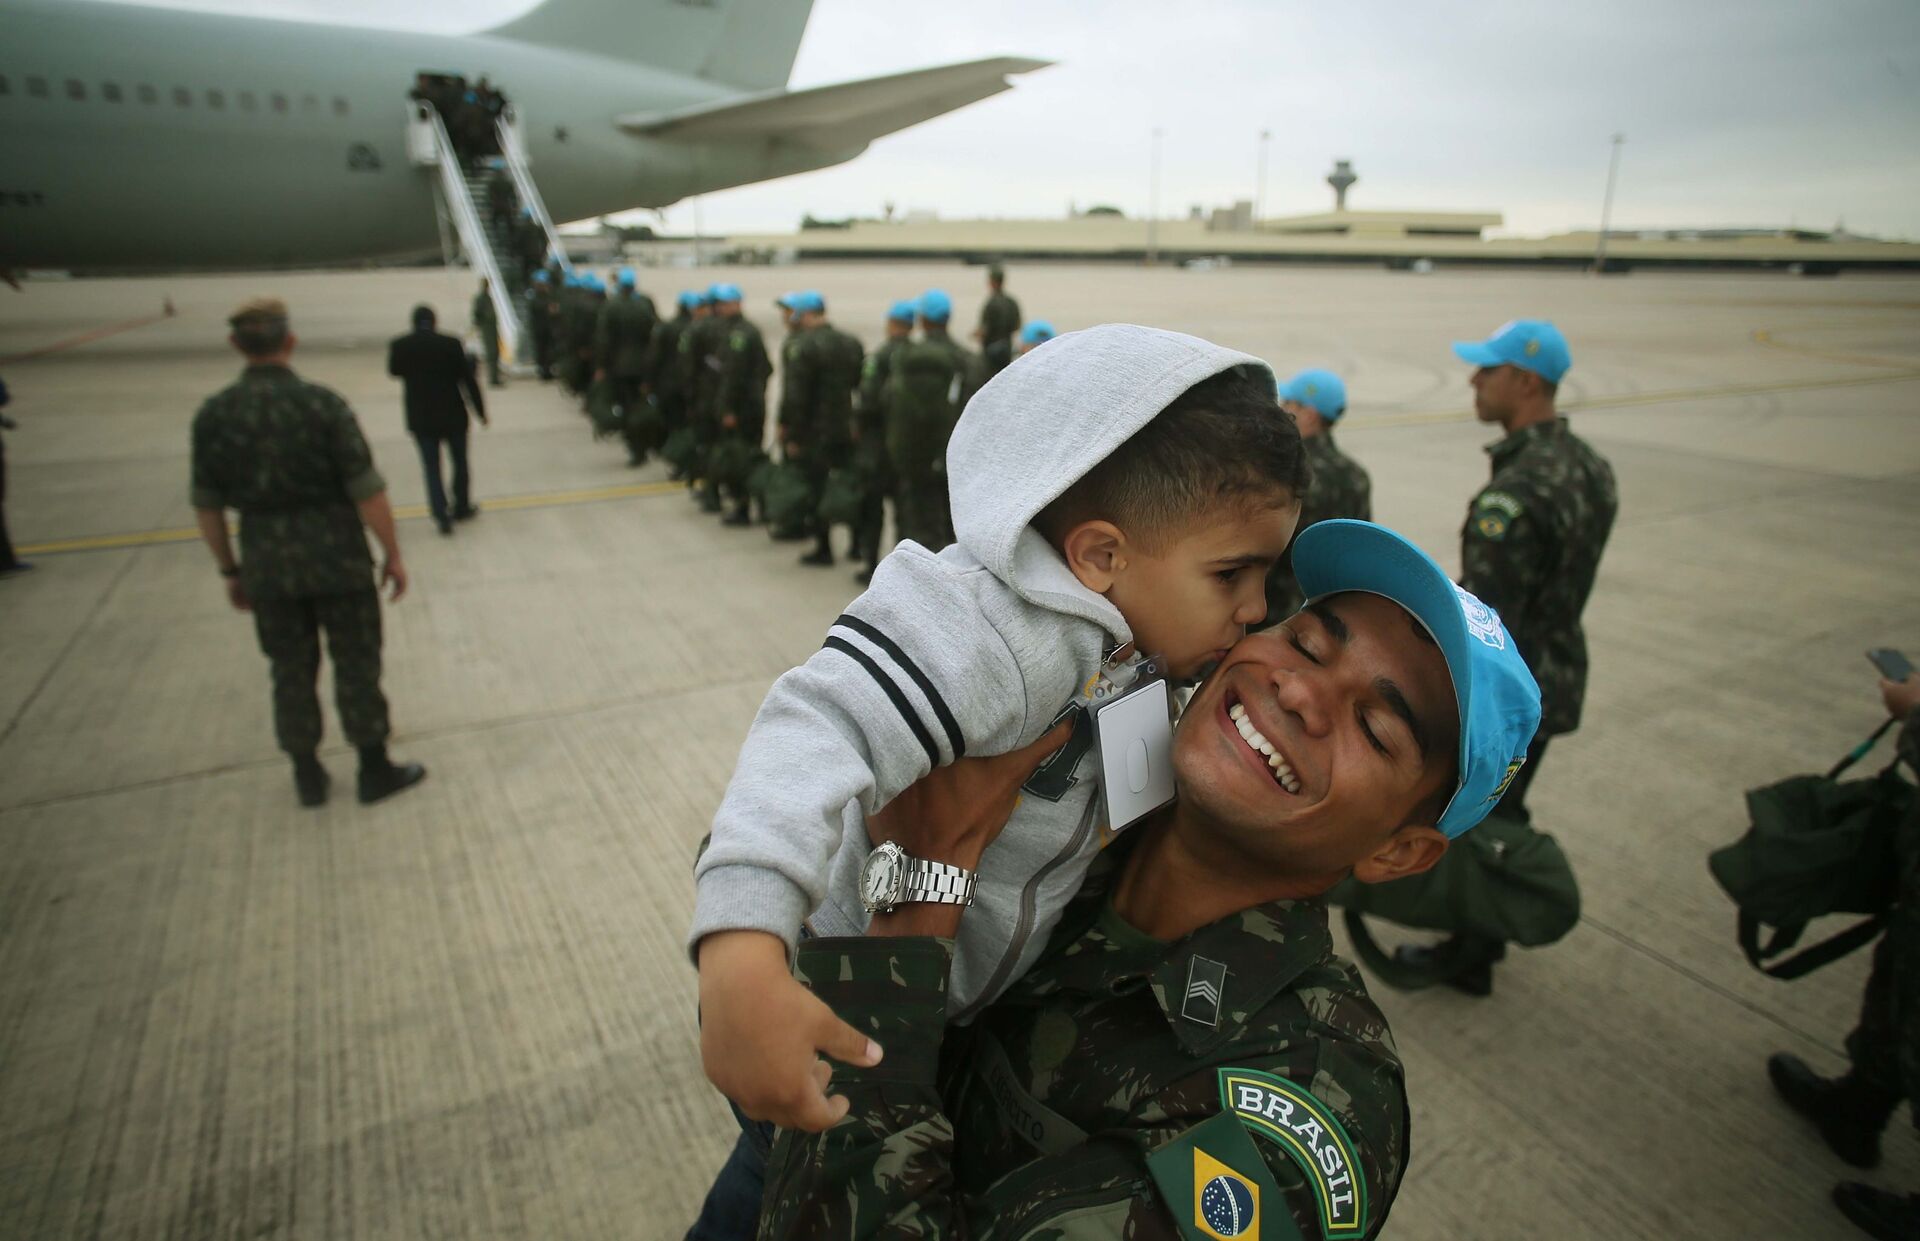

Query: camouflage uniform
<box><xmin>853</xmin><ymin>335</ymin><xmax>908</xmax><ymax>568</ymax></box>
<box><xmin>762</xmin><ymin>837</ymin><xmax>1409</xmax><ymax>1240</ymax></box>
<box><xmin>713</xmin><ymin>311</ymin><xmax>772</xmax><ymax>518</ymax></box>
<box><xmin>1265</xmin><ymin>430</ymin><xmax>1372</xmax><ymax>623</ymax></box>
<box><xmin>778</xmin><ymin>321</ymin><xmax>864</xmax><ymax>548</ymax></box>
<box><xmin>471</xmin><ymin>287</ymin><xmax>501</xmax><ymax>385</ymax></box>
<box><xmin>1459</xmin><ymin>417</ymin><xmax>1617</xmax><ymax>818</ymax></box>
<box><xmin>651</xmin><ymin>307</ymin><xmax>693</xmax><ymax>449</ymax></box>
<box><xmin>595</xmin><ymin>287</ymin><xmax>660</xmax><ymax>462</ymax></box>
<box><xmin>189</xmin><ymin>364</ymin><xmax>391</xmax><ymax>755</ymax></box>
<box><xmin>978</xmin><ymin>287</ymin><xmax>1022</xmax><ymax>377</ymax></box>
<box><xmin>522</xmin><ymin>279</ymin><xmax>557</xmax><ymax>380</ymax></box>
<box><xmin>1846</xmin><ymin>707</ymin><xmax>1920</xmax><ymax>1121</ymax></box>
<box><xmin>681</xmin><ymin>312</ymin><xmax>727</xmax><ymax>507</ymax></box>
<box><xmin>886</xmin><ymin>327</ymin><xmax>976</xmax><ymax>551</ymax></box>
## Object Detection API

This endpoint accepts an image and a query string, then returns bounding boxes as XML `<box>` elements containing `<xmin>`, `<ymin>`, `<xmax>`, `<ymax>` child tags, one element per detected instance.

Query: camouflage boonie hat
<box><xmin>228</xmin><ymin>297</ymin><xmax>289</xmax><ymax>330</ymax></box>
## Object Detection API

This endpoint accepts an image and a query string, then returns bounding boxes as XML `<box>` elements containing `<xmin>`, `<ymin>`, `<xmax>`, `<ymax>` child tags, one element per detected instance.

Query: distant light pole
<box><xmin>1255</xmin><ymin>128</ymin><xmax>1271</xmax><ymax>223</ymax></box>
<box><xmin>1147</xmin><ymin>127</ymin><xmax>1164</xmax><ymax>266</ymax></box>
<box><xmin>1594</xmin><ymin>133</ymin><xmax>1625</xmax><ymax>274</ymax></box>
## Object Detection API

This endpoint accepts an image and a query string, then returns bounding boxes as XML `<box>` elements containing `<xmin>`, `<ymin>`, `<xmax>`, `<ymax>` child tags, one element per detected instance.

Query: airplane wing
<box><xmin>618</xmin><ymin>57</ymin><xmax>1051</xmax><ymax>149</ymax></box>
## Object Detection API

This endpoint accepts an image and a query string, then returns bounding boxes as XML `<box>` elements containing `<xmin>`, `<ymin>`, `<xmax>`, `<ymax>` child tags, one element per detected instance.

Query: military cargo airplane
<box><xmin>0</xmin><ymin>0</ymin><xmax>1048</xmax><ymax>270</ymax></box>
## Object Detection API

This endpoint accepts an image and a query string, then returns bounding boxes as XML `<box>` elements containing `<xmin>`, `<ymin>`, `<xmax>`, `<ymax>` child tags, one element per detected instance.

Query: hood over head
<box><xmin>947</xmin><ymin>323</ymin><xmax>1273</xmax><ymax>634</ymax></box>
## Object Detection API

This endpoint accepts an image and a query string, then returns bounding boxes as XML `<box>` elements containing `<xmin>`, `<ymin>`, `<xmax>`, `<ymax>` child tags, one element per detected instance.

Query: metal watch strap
<box><xmin>902</xmin><ymin>857</ymin><xmax>976</xmax><ymax>907</ymax></box>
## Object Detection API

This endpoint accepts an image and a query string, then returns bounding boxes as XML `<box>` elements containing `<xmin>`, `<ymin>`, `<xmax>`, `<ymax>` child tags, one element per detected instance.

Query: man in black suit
<box><xmin>388</xmin><ymin>305</ymin><xmax>488</xmax><ymax>535</ymax></box>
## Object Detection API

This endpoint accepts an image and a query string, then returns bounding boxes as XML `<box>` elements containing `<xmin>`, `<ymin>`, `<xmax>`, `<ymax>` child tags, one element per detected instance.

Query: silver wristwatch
<box><xmin>858</xmin><ymin>840</ymin><xmax>977</xmax><ymax>915</ymax></box>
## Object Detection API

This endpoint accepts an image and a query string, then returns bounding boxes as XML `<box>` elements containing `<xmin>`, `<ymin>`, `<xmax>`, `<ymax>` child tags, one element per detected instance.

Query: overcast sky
<box><xmin>117</xmin><ymin>0</ymin><xmax>1920</xmax><ymax>239</ymax></box>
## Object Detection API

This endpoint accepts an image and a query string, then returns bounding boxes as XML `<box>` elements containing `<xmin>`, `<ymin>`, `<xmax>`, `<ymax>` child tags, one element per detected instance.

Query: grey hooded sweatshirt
<box><xmin>690</xmin><ymin>324</ymin><xmax>1272</xmax><ymax>1018</ymax></box>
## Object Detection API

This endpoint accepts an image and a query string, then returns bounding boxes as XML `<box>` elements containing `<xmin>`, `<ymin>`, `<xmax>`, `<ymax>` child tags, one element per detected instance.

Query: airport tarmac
<box><xmin>1</xmin><ymin>262</ymin><xmax>1917</xmax><ymax>1240</ymax></box>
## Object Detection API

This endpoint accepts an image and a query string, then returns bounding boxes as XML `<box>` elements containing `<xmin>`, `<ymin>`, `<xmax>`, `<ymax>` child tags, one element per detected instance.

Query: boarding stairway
<box><xmin>406</xmin><ymin>101</ymin><xmax>572</xmax><ymax>375</ymax></box>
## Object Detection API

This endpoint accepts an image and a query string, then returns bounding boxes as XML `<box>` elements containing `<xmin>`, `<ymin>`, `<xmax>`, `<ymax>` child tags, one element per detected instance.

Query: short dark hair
<box><xmin>231</xmin><ymin>319</ymin><xmax>288</xmax><ymax>357</ymax></box>
<box><xmin>411</xmin><ymin>304</ymin><xmax>436</xmax><ymax>329</ymax></box>
<box><xmin>1036</xmin><ymin>366</ymin><xmax>1308</xmax><ymax>548</ymax></box>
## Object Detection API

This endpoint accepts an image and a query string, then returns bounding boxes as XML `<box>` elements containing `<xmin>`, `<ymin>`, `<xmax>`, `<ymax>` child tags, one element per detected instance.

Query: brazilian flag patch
<box><xmin>1146</xmin><ymin>1112</ymin><xmax>1303</xmax><ymax>1241</ymax></box>
<box><xmin>1218</xmin><ymin>1068</ymin><xmax>1368</xmax><ymax>1236</ymax></box>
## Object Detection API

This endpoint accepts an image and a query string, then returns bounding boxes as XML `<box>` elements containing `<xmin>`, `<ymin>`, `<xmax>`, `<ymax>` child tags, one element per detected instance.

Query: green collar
<box><xmin>1487</xmin><ymin>415</ymin><xmax>1567</xmax><ymax>466</ymax></box>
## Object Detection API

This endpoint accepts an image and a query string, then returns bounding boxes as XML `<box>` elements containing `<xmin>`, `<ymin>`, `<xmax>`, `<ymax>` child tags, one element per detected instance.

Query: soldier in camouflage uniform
<box><xmin>470</xmin><ymin>278</ymin><xmax>503</xmax><ymax>387</ymax></box>
<box><xmin>652</xmin><ymin>291</ymin><xmax>703</xmax><ymax>480</ymax></box>
<box><xmin>189</xmin><ymin>298</ymin><xmax>426</xmax><ymax>808</ymax></box>
<box><xmin>522</xmin><ymin>268</ymin><xmax>556</xmax><ymax>381</ymax></box>
<box><xmin>723</xmin><ymin>526</ymin><xmax>1543</xmax><ymax>1241</ymax></box>
<box><xmin>1394</xmin><ymin>320</ymin><xmax>1616</xmax><ymax>996</ymax></box>
<box><xmin>886</xmin><ymin>289</ymin><xmax>977</xmax><ymax>551</ymax></box>
<box><xmin>850</xmin><ymin>299</ymin><xmax>917</xmax><ymax>583</ymax></box>
<box><xmin>1264</xmin><ymin>369</ymin><xmax>1372</xmax><ymax>623</ymax></box>
<box><xmin>708</xmin><ymin>284</ymin><xmax>772</xmax><ymax>526</ymax></box>
<box><xmin>776</xmin><ymin>291</ymin><xmax>864</xmax><ymax>566</ymax></box>
<box><xmin>1768</xmin><ymin>673</ymin><xmax>1920</xmax><ymax>1241</ymax></box>
<box><xmin>595</xmin><ymin>269</ymin><xmax>659</xmax><ymax>466</ymax></box>
<box><xmin>974</xmin><ymin>263</ymin><xmax>1022</xmax><ymax>377</ymax></box>
<box><xmin>682</xmin><ymin>286</ymin><xmax>728</xmax><ymax>510</ymax></box>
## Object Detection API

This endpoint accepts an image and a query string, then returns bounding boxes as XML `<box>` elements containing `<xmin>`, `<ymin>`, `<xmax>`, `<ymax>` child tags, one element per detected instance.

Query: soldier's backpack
<box><xmin>1707</xmin><ymin>721</ymin><xmax>1915</xmax><ymax>979</ymax></box>
<box><xmin>763</xmin><ymin>459</ymin><xmax>815</xmax><ymax>532</ymax></box>
<box><xmin>625</xmin><ymin>396</ymin><xmax>666</xmax><ymax>453</ymax></box>
<box><xmin>585</xmin><ymin>375</ymin><xmax>622</xmax><ymax>437</ymax></box>
<box><xmin>1330</xmin><ymin>811</ymin><xmax>1582</xmax><ymax>987</ymax></box>
<box><xmin>816</xmin><ymin>467</ymin><xmax>867</xmax><ymax>529</ymax></box>
<box><xmin>707</xmin><ymin>438</ymin><xmax>759</xmax><ymax>490</ymax></box>
<box><xmin>662</xmin><ymin>427</ymin><xmax>698</xmax><ymax>475</ymax></box>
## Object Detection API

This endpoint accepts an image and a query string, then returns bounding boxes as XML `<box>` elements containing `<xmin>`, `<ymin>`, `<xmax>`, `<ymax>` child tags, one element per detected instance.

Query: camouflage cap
<box><xmin>228</xmin><ymin>297</ymin><xmax>289</xmax><ymax>329</ymax></box>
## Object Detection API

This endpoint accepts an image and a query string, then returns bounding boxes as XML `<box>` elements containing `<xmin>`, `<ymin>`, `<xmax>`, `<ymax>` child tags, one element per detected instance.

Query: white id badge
<box><xmin>1090</xmin><ymin>656</ymin><xmax>1177</xmax><ymax>835</ymax></box>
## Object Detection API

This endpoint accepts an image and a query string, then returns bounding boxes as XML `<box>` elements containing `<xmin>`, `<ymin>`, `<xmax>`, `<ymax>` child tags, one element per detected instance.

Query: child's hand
<box><xmin>697</xmin><ymin>929</ymin><xmax>883</xmax><ymax>1132</ymax></box>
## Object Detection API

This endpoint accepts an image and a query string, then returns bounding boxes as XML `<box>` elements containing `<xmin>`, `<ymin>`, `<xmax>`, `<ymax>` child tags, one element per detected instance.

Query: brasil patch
<box><xmin>1218</xmin><ymin>1068</ymin><xmax>1368</xmax><ymax>1236</ymax></box>
<box><xmin>1146</xmin><ymin>1112</ymin><xmax>1302</xmax><ymax>1241</ymax></box>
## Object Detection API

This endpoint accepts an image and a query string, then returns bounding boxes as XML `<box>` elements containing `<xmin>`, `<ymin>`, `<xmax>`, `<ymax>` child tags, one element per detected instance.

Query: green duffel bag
<box><xmin>763</xmin><ymin>459</ymin><xmax>816</xmax><ymax>531</ymax></box>
<box><xmin>662</xmin><ymin>427</ymin><xmax>699</xmax><ymax>474</ymax></box>
<box><xmin>1707</xmin><ymin>720</ymin><xmax>1913</xmax><ymax>979</ymax></box>
<box><xmin>816</xmin><ymin>466</ymin><xmax>867</xmax><ymax>528</ymax></box>
<box><xmin>625</xmin><ymin>397</ymin><xmax>666</xmax><ymax>451</ymax></box>
<box><xmin>707</xmin><ymin>438</ymin><xmax>758</xmax><ymax>489</ymax></box>
<box><xmin>747</xmin><ymin>456</ymin><xmax>774</xmax><ymax>508</ymax></box>
<box><xmin>585</xmin><ymin>375</ymin><xmax>623</xmax><ymax>436</ymax></box>
<box><xmin>1329</xmin><ymin>811</ymin><xmax>1582</xmax><ymax>981</ymax></box>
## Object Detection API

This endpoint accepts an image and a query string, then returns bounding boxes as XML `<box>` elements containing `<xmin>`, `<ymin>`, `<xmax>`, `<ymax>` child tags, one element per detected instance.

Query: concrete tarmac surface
<box><xmin>2</xmin><ymin>263</ymin><xmax>1917</xmax><ymax>1239</ymax></box>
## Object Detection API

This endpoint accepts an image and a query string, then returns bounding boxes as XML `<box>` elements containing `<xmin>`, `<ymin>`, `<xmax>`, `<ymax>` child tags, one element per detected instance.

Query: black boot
<box><xmin>1768</xmin><ymin>1054</ymin><xmax>1898</xmax><ymax>1169</ymax></box>
<box><xmin>722</xmin><ymin>507</ymin><xmax>753</xmax><ymax>527</ymax></box>
<box><xmin>356</xmin><ymin>743</ymin><xmax>427</xmax><ymax>805</ymax></box>
<box><xmin>292</xmin><ymin>753</ymin><xmax>330</xmax><ymax>807</ymax></box>
<box><xmin>699</xmin><ymin>487</ymin><xmax>724</xmax><ymax>514</ymax></box>
<box><xmin>1390</xmin><ymin>936</ymin><xmax>1507</xmax><ymax>997</ymax></box>
<box><xmin>1832</xmin><ymin>1183</ymin><xmax>1920</xmax><ymax>1240</ymax></box>
<box><xmin>799</xmin><ymin>535</ymin><xmax>834</xmax><ymax>567</ymax></box>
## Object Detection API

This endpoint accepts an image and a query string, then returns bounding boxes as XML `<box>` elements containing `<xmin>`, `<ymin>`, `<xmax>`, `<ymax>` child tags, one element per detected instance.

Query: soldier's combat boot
<box><xmin>1391</xmin><ymin>935</ymin><xmax>1506</xmax><ymax>997</ymax></box>
<box><xmin>1832</xmin><ymin>1183</ymin><xmax>1920</xmax><ymax>1240</ymax></box>
<box><xmin>1767</xmin><ymin>1054</ymin><xmax>1898</xmax><ymax>1168</ymax></box>
<box><xmin>292</xmin><ymin>753</ymin><xmax>330</xmax><ymax>807</ymax></box>
<box><xmin>799</xmin><ymin>534</ymin><xmax>834</xmax><ymax>567</ymax></box>
<box><xmin>699</xmin><ymin>486</ymin><xmax>724</xmax><ymax>514</ymax></box>
<box><xmin>356</xmin><ymin>744</ymin><xmax>427</xmax><ymax>805</ymax></box>
<box><xmin>722</xmin><ymin>507</ymin><xmax>753</xmax><ymax>527</ymax></box>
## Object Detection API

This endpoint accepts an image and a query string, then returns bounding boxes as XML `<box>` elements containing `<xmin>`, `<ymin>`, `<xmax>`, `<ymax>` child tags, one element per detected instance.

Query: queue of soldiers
<box><xmin>501</xmin><ymin>263</ymin><xmax>1032</xmax><ymax>583</ymax></box>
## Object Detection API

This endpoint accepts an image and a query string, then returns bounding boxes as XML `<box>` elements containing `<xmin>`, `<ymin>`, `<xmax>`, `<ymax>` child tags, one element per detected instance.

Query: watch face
<box><xmin>861</xmin><ymin>846</ymin><xmax>903</xmax><ymax>910</ymax></box>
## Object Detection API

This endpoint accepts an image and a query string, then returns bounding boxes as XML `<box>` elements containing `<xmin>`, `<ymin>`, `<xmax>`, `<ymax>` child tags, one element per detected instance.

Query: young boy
<box><xmin>691</xmin><ymin>323</ymin><xmax>1307</xmax><ymax>1133</ymax></box>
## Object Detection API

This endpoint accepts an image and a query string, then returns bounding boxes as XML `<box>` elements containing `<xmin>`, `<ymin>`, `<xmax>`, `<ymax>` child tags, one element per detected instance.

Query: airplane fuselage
<box><xmin>1</xmin><ymin>0</ymin><xmax>858</xmax><ymax>268</ymax></box>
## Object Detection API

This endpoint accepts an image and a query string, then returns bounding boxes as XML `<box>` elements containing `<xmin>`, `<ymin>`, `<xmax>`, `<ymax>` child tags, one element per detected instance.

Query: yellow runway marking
<box><xmin>16</xmin><ymin>479</ymin><xmax>688</xmax><ymax>557</ymax></box>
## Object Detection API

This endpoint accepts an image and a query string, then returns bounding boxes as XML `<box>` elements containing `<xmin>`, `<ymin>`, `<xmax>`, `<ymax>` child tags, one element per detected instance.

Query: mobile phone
<box><xmin>1868</xmin><ymin>648</ymin><xmax>1914</xmax><ymax>682</ymax></box>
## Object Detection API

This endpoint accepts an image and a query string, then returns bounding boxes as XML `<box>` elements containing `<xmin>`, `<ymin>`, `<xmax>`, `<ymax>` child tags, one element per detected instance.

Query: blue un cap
<box><xmin>1451</xmin><ymin>319</ymin><xmax>1571</xmax><ymax>384</ymax></box>
<box><xmin>887</xmin><ymin>299</ymin><xmax>919</xmax><ymax>324</ymax></box>
<box><xmin>618</xmin><ymin>267</ymin><xmax>636</xmax><ymax>287</ymax></box>
<box><xmin>1293</xmin><ymin>520</ymin><xmax>1542</xmax><ymax>839</ymax></box>
<box><xmin>918</xmin><ymin>289</ymin><xmax>952</xmax><ymax>323</ymax></box>
<box><xmin>1019</xmin><ymin>320</ymin><xmax>1056</xmax><ymax>347</ymax></box>
<box><xmin>709</xmin><ymin>282</ymin><xmax>743</xmax><ymax>303</ymax></box>
<box><xmin>788</xmin><ymin>290</ymin><xmax>825</xmax><ymax>315</ymax></box>
<box><xmin>678</xmin><ymin>290</ymin><xmax>703</xmax><ymax>311</ymax></box>
<box><xmin>1277</xmin><ymin>368</ymin><xmax>1347</xmax><ymax>420</ymax></box>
